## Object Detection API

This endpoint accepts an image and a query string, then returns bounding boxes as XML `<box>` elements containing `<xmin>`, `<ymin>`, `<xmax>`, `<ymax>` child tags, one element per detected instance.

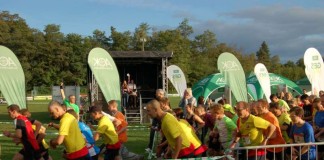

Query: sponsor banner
<box><xmin>254</xmin><ymin>63</ymin><xmax>271</xmax><ymax>102</ymax></box>
<box><xmin>217</xmin><ymin>52</ymin><xmax>248</xmax><ymax>103</ymax></box>
<box><xmin>88</xmin><ymin>48</ymin><xmax>121</xmax><ymax>110</ymax></box>
<box><xmin>0</xmin><ymin>46</ymin><xmax>26</xmax><ymax>108</ymax></box>
<box><xmin>167</xmin><ymin>65</ymin><xmax>187</xmax><ymax>97</ymax></box>
<box><xmin>304</xmin><ymin>48</ymin><xmax>324</xmax><ymax>96</ymax></box>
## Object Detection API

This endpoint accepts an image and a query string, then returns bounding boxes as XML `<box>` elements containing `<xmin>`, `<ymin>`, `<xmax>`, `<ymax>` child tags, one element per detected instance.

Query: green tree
<box><xmin>64</xmin><ymin>33</ymin><xmax>88</xmax><ymax>85</ymax></box>
<box><xmin>109</xmin><ymin>26</ymin><xmax>132</xmax><ymax>51</ymax></box>
<box><xmin>192</xmin><ymin>30</ymin><xmax>217</xmax><ymax>53</ymax></box>
<box><xmin>256</xmin><ymin>41</ymin><xmax>271</xmax><ymax>68</ymax></box>
<box><xmin>151</xmin><ymin>29</ymin><xmax>192</xmax><ymax>84</ymax></box>
<box><xmin>269</xmin><ymin>55</ymin><xmax>281</xmax><ymax>73</ymax></box>
<box><xmin>176</xmin><ymin>18</ymin><xmax>193</xmax><ymax>38</ymax></box>
<box><xmin>41</xmin><ymin>24</ymin><xmax>68</xmax><ymax>85</ymax></box>
<box><xmin>92</xmin><ymin>29</ymin><xmax>109</xmax><ymax>49</ymax></box>
<box><xmin>240</xmin><ymin>53</ymin><xmax>257</xmax><ymax>75</ymax></box>
<box><xmin>296</xmin><ymin>58</ymin><xmax>304</xmax><ymax>68</ymax></box>
<box><xmin>132</xmin><ymin>23</ymin><xmax>150</xmax><ymax>51</ymax></box>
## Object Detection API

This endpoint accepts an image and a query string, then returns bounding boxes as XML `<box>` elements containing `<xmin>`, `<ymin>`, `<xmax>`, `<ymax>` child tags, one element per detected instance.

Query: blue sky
<box><xmin>1</xmin><ymin>0</ymin><xmax>324</xmax><ymax>62</ymax></box>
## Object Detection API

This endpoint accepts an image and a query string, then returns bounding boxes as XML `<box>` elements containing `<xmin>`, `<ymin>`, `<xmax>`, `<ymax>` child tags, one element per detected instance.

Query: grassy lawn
<box><xmin>168</xmin><ymin>96</ymin><xmax>181</xmax><ymax>109</ymax></box>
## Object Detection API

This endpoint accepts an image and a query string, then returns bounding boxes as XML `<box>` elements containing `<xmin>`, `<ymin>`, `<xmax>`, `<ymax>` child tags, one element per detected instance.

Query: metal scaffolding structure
<box><xmin>90</xmin><ymin>74</ymin><xmax>99</xmax><ymax>103</ymax></box>
<box><xmin>162</xmin><ymin>57</ymin><xmax>168</xmax><ymax>94</ymax></box>
<box><xmin>88</xmin><ymin>51</ymin><xmax>172</xmax><ymax>123</ymax></box>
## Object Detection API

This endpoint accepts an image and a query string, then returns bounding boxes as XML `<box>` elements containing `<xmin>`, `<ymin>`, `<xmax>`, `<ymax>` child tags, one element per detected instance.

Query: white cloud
<box><xmin>192</xmin><ymin>5</ymin><xmax>324</xmax><ymax>62</ymax></box>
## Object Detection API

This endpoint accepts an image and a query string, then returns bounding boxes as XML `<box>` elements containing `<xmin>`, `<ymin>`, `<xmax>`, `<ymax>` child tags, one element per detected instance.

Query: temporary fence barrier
<box><xmin>232</xmin><ymin>141</ymin><xmax>324</xmax><ymax>160</ymax></box>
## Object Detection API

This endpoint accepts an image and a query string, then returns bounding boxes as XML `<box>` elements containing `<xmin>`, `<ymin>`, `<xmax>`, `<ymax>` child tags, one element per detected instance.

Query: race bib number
<box><xmin>242</xmin><ymin>135</ymin><xmax>251</xmax><ymax>145</ymax></box>
<box><xmin>293</xmin><ymin>134</ymin><xmax>305</xmax><ymax>143</ymax></box>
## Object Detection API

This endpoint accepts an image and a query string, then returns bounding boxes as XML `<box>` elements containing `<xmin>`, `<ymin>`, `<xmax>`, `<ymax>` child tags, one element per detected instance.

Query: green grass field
<box><xmin>0</xmin><ymin>97</ymin><xmax>180</xmax><ymax>159</ymax></box>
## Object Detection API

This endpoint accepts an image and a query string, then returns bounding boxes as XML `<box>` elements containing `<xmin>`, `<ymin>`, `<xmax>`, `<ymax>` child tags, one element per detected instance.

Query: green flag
<box><xmin>0</xmin><ymin>45</ymin><xmax>26</xmax><ymax>109</ymax></box>
<box><xmin>217</xmin><ymin>52</ymin><xmax>248</xmax><ymax>102</ymax></box>
<box><xmin>88</xmin><ymin>48</ymin><xmax>121</xmax><ymax>110</ymax></box>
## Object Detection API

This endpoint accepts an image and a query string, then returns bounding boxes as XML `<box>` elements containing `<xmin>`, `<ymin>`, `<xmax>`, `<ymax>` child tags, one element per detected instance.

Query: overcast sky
<box><xmin>1</xmin><ymin>0</ymin><xmax>324</xmax><ymax>62</ymax></box>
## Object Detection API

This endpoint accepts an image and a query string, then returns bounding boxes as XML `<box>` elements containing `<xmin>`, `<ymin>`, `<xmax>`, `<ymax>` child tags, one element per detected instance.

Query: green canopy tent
<box><xmin>295</xmin><ymin>77</ymin><xmax>311</xmax><ymax>92</ymax></box>
<box><xmin>192</xmin><ymin>73</ymin><xmax>257</xmax><ymax>103</ymax></box>
<box><xmin>247</xmin><ymin>73</ymin><xmax>303</xmax><ymax>99</ymax></box>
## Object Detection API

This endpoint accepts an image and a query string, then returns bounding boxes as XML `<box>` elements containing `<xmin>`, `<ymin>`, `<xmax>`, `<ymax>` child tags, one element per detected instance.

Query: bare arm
<box><xmin>33</xmin><ymin>120</ymin><xmax>42</xmax><ymax>137</ymax></box>
<box><xmin>303</xmin><ymin>116</ymin><xmax>313</xmax><ymax>121</ymax></box>
<box><xmin>3</xmin><ymin>129</ymin><xmax>22</xmax><ymax>139</ymax></box>
<box><xmin>60</xmin><ymin>82</ymin><xmax>66</xmax><ymax>100</ymax></box>
<box><xmin>50</xmin><ymin>135</ymin><xmax>65</xmax><ymax>148</ymax></box>
<box><xmin>193</xmin><ymin>114</ymin><xmax>205</xmax><ymax>126</ymax></box>
<box><xmin>117</xmin><ymin>126</ymin><xmax>127</xmax><ymax>135</ymax></box>
<box><xmin>230</xmin><ymin>131</ymin><xmax>241</xmax><ymax>149</ymax></box>
<box><xmin>172</xmin><ymin>136</ymin><xmax>182</xmax><ymax>159</ymax></box>
<box><xmin>37</xmin><ymin>132</ymin><xmax>46</xmax><ymax>144</ymax></box>
<box><xmin>93</xmin><ymin>132</ymin><xmax>100</xmax><ymax>141</ymax></box>
<box><xmin>262</xmin><ymin>123</ymin><xmax>276</xmax><ymax>145</ymax></box>
<box><xmin>280</xmin><ymin>124</ymin><xmax>289</xmax><ymax>131</ymax></box>
<box><xmin>48</xmin><ymin>122</ymin><xmax>60</xmax><ymax>130</ymax></box>
<box><xmin>15</xmin><ymin>129</ymin><xmax>22</xmax><ymax>139</ymax></box>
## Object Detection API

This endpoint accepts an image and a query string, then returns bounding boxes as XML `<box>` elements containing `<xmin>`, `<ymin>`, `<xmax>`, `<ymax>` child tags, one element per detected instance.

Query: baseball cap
<box><xmin>223</xmin><ymin>104</ymin><xmax>235</xmax><ymax>114</ymax></box>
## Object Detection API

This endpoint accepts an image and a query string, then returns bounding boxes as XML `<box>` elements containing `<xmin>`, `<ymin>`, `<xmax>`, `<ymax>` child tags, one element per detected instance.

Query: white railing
<box><xmin>231</xmin><ymin>142</ymin><xmax>324</xmax><ymax>160</ymax></box>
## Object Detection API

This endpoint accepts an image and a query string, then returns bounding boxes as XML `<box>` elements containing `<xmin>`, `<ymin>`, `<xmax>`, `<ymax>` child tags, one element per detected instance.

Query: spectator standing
<box><xmin>179</xmin><ymin>88</ymin><xmax>197</xmax><ymax>116</ymax></box>
<box><xmin>121</xmin><ymin>80</ymin><xmax>129</xmax><ymax>108</ymax></box>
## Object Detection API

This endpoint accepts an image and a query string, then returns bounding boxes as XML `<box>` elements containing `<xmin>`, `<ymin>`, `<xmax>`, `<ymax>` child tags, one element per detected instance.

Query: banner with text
<box><xmin>254</xmin><ymin>63</ymin><xmax>271</xmax><ymax>102</ymax></box>
<box><xmin>88</xmin><ymin>48</ymin><xmax>121</xmax><ymax>110</ymax></box>
<box><xmin>304</xmin><ymin>48</ymin><xmax>324</xmax><ymax>96</ymax></box>
<box><xmin>217</xmin><ymin>52</ymin><xmax>248</xmax><ymax>103</ymax></box>
<box><xmin>0</xmin><ymin>46</ymin><xmax>26</xmax><ymax>108</ymax></box>
<box><xmin>167</xmin><ymin>65</ymin><xmax>187</xmax><ymax>97</ymax></box>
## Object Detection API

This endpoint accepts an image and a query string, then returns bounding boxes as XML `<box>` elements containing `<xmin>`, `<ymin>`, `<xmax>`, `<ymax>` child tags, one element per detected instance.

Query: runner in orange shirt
<box><xmin>257</xmin><ymin>99</ymin><xmax>286</xmax><ymax>160</ymax></box>
<box><xmin>107</xmin><ymin>100</ymin><xmax>144</xmax><ymax>160</ymax></box>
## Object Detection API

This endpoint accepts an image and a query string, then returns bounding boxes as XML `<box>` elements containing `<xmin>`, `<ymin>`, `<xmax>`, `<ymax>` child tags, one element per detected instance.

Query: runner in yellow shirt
<box><xmin>173</xmin><ymin>108</ymin><xmax>208</xmax><ymax>157</ymax></box>
<box><xmin>230</xmin><ymin>101</ymin><xmax>276</xmax><ymax>160</ymax></box>
<box><xmin>90</xmin><ymin>105</ymin><xmax>121</xmax><ymax>160</ymax></box>
<box><xmin>146</xmin><ymin>100</ymin><xmax>195</xmax><ymax>159</ymax></box>
<box><xmin>48</xmin><ymin>101</ymin><xmax>89</xmax><ymax>160</ymax></box>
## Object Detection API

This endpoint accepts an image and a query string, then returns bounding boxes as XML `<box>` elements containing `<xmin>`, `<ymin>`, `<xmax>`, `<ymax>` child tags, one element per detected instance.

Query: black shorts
<box><xmin>19</xmin><ymin>148</ymin><xmax>41</xmax><ymax>160</ymax></box>
<box><xmin>104</xmin><ymin>148</ymin><xmax>120</xmax><ymax>160</ymax></box>
<box><xmin>41</xmin><ymin>149</ymin><xmax>50</xmax><ymax>160</ymax></box>
<box><xmin>208</xmin><ymin>136</ymin><xmax>222</xmax><ymax>151</ymax></box>
<box><xmin>266</xmin><ymin>150</ymin><xmax>284</xmax><ymax>160</ymax></box>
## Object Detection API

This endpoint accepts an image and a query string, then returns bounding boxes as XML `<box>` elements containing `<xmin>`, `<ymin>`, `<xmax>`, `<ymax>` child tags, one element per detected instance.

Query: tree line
<box><xmin>0</xmin><ymin>11</ymin><xmax>306</xmax><ymax>92</ymax></box>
